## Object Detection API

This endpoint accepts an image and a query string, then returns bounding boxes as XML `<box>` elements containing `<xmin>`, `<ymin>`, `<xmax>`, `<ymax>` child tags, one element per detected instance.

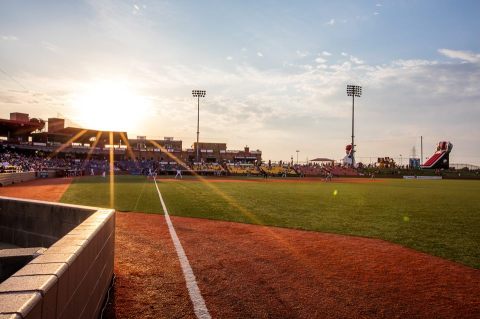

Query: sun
<box><xmin>71</xmin><ymin>80</ymin><xmax>151</xmax><ymax>132</ymax></box>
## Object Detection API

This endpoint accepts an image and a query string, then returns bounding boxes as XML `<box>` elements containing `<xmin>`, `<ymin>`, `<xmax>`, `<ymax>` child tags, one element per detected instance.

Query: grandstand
<box><xmin>260</xmin><ymin>164</ymin><xmax>298</xmax><ymax>177</ymax></box>
<box><xmin>0</xmin><ymin>112</ymin><xmax>262</xmax><ymax>167</ymax></box>
<box><xmin>191</xmin><ymin>163</ymin><xmax>225</xmax><ymax>175</ymax></box>
<box><xmin>329</xmin><ymin>166</ymin><xmax>359</xmax><ymax>176</ymax></box>
<box><xmin>296</xmin><ymin>164</ymin><xmax>328</xmax><ymax>177</ymax></box>
<box><xmin>226</xmin><ymin>163</ymin><xmax>261</xmax><ymax>176</ymax></box>
<box><xmin>2</xmin><ymin>111</ymin><xmax>478</xmax><ymax>180</ymax></box>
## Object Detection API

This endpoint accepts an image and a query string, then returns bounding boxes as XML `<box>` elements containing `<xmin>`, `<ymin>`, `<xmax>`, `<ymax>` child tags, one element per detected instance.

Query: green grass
<box><xmin>60</xmin><ymin>175</ymin><xmax>163</xmax><ymax>213</ymax></box>
<box><xmin>61</xmin><ymin>176</ymin><xmax>480</xmax><ymax>268</ymax></box>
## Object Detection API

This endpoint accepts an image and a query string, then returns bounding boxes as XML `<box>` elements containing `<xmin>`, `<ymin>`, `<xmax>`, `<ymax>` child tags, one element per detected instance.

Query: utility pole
<box><xmin>420</xmin><ymin>136</ymin><xmax>423</xmax><ymax>164</ymax></box>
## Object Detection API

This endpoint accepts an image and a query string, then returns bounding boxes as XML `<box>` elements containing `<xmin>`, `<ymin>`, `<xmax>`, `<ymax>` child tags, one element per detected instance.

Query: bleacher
<box><xmin>260</xmin><ymin>165</ymin><xmax>297</xmax><ymax>177</ymax></box>
<box><xmin>295</xmin><ymin>165</ymin><xmax>327</xmax><ymax>177</ymax></box>
<box><xmin>329</xmin><ymin>166</ymin><xmax>358</xmax><ymax>176</ymax></box>
<box><xmin>191</xmin><ymin>163</ymin><xmax>225</xmax><ymax>175</ymax></box>
<box><xmin>226</xmin><ymin>164</ymin><xmax>260</xmax><ymax>175</ymax></box>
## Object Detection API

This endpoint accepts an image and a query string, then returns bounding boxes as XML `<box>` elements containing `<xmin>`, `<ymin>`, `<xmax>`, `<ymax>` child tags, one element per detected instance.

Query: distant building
<box><xmin>0</xmin><ymin>112</ymin><xmax>262</xmax><ymax>163</ymax></box>
<box><xmin>0</xmin><ymin>113</ymin><xmax>44</xmax><ymax>142</ymax></box>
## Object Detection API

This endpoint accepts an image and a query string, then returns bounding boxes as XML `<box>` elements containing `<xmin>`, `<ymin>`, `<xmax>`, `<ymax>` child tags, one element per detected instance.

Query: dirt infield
<box><xmin>0</xmin><ymin>177</ymin><xmax>72</xmax><ymax>201</ymax></box>
<box><xmin>108</xmin><ymin>212</ymin><xmax>196</xmax><ymax>319</ymax></box>
<box><xmin>1</xmin><ymin>177</ymin><xmax>479</xmax><ymax>318</ymax></box>
<box><xmin>141</xmin><ymin>214</ymin><xmax>480</xmax><ymax>318</ymax></box>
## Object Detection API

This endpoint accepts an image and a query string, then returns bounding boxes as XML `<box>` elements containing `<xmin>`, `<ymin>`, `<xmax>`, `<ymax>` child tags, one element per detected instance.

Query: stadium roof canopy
<box><xmin>310</xmin><ymin>158</ymin><xmax>335</xmax><ymax>162</ymax></box>
<box><xmin>32</xmin><ymin>127</ymin><xmax>127</xmax><ymax>145</ymax></box>
<box><xmin>0</xmin><ymin>118</ymin><xmax>44</xmax><ymax>137</ymax></box>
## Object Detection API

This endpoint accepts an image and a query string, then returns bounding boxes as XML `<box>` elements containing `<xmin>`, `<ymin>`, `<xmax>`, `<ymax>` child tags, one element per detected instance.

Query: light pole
<box><xmin>399</xmin><ymin>154</ymin><xmax>403</xmax><ymax>167</ymax></box>
<box><xmin>192</xmin><ymin>90</ymin><xmax>206</xmax><ymax>162</ymax></box>
<box><xmin>346</xmin><ymin>85</ymin><xmax>362</xmax><ymax>167</ymax></box>
<box><xmin>296</xmin><ymin>150</ymin><xmax>299</xmax><ymax>165</ymax></box>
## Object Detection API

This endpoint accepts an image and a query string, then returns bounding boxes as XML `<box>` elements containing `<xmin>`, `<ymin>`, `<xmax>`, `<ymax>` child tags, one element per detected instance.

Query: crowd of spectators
<box><xmin>0</xmin><ymin>150</ymin><xmax>81</xmax><ymax>173</ymax></box>
<box><xmin>1</xmin><ymin>149</ymin><xmax>364</xmax><ymax>178</ymax></box>
<box><xmin>0</xmin><ymin>149</ymin><xmax>202</xmax><ymax>176</ymax></box>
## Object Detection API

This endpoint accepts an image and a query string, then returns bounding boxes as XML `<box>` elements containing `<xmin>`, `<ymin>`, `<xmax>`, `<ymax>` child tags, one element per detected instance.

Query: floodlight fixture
<box><xmin>192</xmin><ymin>90</ymin><xmax>206</xmax><ymax>98</ymax></box>
<box><xmin>192</xmin><ymin>89</ymin><xmax>206</xmax><ymax>162</ymax></box>
<box><xmin>346</xmin><ymin>85</ymin><xmax>362</xmax><ymax>97</ymax></box>
<box><xmin>346</xmin><ymin>84</ymin><xmax>362</xmax><ymax>167</ymax></box>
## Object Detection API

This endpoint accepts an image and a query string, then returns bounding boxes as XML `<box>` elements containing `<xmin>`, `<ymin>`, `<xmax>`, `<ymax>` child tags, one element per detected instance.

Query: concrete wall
<box><xmin>0</xmin><ymin>172</ymin><xmax>36</xmax><ymax>187</ymax></box>
<box><xmin>0</xmin><ymin>197</ymin><xmax>115</xmax><ymax>319</ymax></box>
<box><xmin>0</xmin><ymin>248</ymin><xmax>46</xmax><ymax>283</ymax></box>
<box><xmin>0</xmin><ymin>197</ymin><xmax>93</xmax><ymax>248</ymax></box>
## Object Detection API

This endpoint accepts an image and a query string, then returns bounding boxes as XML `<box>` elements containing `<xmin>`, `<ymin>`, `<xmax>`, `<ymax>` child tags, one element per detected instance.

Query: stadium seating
<box><xmin>226</xmin><ymin>164</ymin><xmax>260</xmax><ymax>175</ymax></box>
<box><xmin>329</xmin><ymin>166</ymin><xmax>358</xmax><ymax>176</ymax></box>
<box><xmin>191</xmin><ymin>163</ymin><xmax>225</xmax><ymax>175</ymax></box>
<box><xmin>260</xmin><ymin>165</ymin><xmax>298</xmax><ymax>176</ymax></box>
<box><xmin>295</xmin><ymin>165</ymin><xmax>328</xmax><ymax>177</ymax></box>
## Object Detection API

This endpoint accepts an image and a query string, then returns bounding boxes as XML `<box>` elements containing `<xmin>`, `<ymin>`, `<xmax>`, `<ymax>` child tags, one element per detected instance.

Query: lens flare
<box><xmin>71</xmin><ymin>80</ymin><xmax>152</xmax><ymax>132</ymax></box>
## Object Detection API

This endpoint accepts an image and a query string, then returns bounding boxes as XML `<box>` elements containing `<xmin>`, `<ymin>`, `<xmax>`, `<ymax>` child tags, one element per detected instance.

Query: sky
<box><xmin>0</xmin><ymin>0</ymin><xmax>479</xmax><ymax>165</ymax></box>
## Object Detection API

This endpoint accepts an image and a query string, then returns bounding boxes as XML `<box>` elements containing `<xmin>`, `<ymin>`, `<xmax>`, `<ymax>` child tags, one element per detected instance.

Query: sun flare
<box><xmin>71</xmin><ymin>80</ymin><xmax>151</xmax><ymax>132</ymax></box>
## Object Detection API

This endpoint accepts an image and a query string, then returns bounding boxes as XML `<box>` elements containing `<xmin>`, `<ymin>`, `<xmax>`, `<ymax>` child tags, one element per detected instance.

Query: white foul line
<box><xmin>154</xmin><ymin>178</ymin><xmax>211</xmax><ymax>319</ymax></box>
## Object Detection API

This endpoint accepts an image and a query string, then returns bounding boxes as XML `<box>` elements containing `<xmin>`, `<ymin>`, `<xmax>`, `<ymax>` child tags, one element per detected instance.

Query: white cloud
<box><xmin>136</xmin><ymin>52</ymin><xmax>479</xmax><ymax>162</ymax></box>
<box><xmin>1</xmin><ymin>35</ymin><xmax>18</xmax><ymax>41</ymax></box>
<box><xmin>315</xmin><ymin>57</ymin><xmax>327</xmax><ymax>64</ymax></box>
<box><xmin>296</xmin><ymin>50</ymin><xmax>309</xmax><ymax>58</ymax></box>
<box><xmin>322</xmin><ymin>51</ymin><xmax>332</xmax><ymax>56</ymax></box>
<box><xmin>326</xmin><ymin>19</ymin><xmax>335</xmax><ymax>26</ymax></box>
<box><xmin>226</xmin><ymin>56</ymin><xmax>233</xmax><ymax>61</ymax></box>
<box><xmin>392</xmin><ymin>59</ymin><xmax>437</xmax><ymax>68</ymax></box>
<box><xmin>42</xmin><ymin>41</ymin><xmax>60</xmax><ymax>53</ymax></box>
<box><xmin>257</xmin><ymin>52</ymin><xmax>263</xmax><ymax>57</ymax></box>
<box><xmin>2</xmin><ymin>46</ymin><xmax>479</xmax><ymax>164</ymax></box>
<box><xmin>376</xmin><ymin>3</ymin><xmax>383</xmax><ymax>7</ymax></box>
<box><xmin>438</xmin><ymin>48</ymin><xmax>480</xmax><ymax>63</ymax></box>
<box><xmin>373</xmin><ymin>12</ymin><xmax>380</xmax><ymax>16</ymax></box>
<box><xmin>132</xmin><ymin>3</ymin><xmax>146</xmax><ymax>14</ymax></box>
<box><xmin>350</xmin><ymin>55</ymin><xmax>364</xmax><ymax>64</ymax></box>
<box><xmin>341</xmin><ymin>52</ymin><xmax>348</xmax><ymax>57</ymax></box>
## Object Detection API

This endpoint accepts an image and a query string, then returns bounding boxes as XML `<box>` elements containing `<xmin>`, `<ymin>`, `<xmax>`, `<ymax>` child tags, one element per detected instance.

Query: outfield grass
<box><xmin>61</xmin><ymin>176</ymin><xmax>480</xmax><ymax>268</ymax></box>
<box><xmin>60</xmin><ymin>175</ymin><xmax>163</xmax><ymax>213</ymax></box>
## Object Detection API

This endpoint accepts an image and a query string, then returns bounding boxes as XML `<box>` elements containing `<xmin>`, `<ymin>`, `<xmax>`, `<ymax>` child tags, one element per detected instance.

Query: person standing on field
<box><xmin>175</xmin><ymin>168</ymin><xmax>182</xmax><ymax>179</ymax></box>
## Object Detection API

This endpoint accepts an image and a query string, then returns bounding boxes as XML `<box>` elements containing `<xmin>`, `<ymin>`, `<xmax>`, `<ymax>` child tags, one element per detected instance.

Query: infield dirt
<box><xmin>0</xmin><ymin>177</ymin><xmax>72</xmax><ymax>201</ymax></box>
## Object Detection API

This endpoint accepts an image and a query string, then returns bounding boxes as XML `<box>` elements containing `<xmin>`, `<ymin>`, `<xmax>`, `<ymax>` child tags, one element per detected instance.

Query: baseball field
<box><xmin>61</xmin><ymin>175</ymin><xmax>480</xmax><ymax>269</ymax></box>
<box><xmin>2</xmin><ymin>176</ymin><xmax>479</xmax><ymax>318</ymax></box>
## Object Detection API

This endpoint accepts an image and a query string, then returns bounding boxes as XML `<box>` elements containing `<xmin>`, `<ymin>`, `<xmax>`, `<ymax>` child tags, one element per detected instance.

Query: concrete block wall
<box><xmin>0</xmin><ymin>173</ymin><xmax>36</xmax><ymax>187</ymax></box>
<box><xmin>0</xmin><ymin>198</ymin><xmax>115</xmax><ymax>319</ymax></box>
<box><xmin>0</xmin><ymin>197</ymin><xmax>93</xmax><ymax>248</ymax></box>
<box><xmin>0</xmin><ymin>248</ymin><xmax>46</xmax><ymax>283</ymax></box>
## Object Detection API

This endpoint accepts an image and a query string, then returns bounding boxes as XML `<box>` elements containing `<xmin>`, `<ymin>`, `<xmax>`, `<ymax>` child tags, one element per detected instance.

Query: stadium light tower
<box><xmin>296</xmin><ymin>150</ymin><xmax>299</xmax><ymax>165</ymax></box>
<box><xmin>192</xmin><ymin>90</ymin><xmax>206</xmax><ymax>162</ymax></box>
<box><xmin>346</xmin><ymin>85</ymin><xmax>362</xmax><ymax>167</ymax></box>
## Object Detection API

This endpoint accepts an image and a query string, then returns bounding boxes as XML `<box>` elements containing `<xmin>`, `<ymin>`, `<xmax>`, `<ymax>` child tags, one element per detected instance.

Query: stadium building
<box><xmin>0</xmin><ymin>112</ymin><xmax>262</xmax><ymax>164</ymax></box>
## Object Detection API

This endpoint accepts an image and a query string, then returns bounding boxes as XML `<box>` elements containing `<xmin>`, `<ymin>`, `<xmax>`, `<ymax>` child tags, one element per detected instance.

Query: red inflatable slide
<box><xmin>421</xmin><ymin>141</ymin><xmax>453</xmax><ymax>169</ymax></box>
